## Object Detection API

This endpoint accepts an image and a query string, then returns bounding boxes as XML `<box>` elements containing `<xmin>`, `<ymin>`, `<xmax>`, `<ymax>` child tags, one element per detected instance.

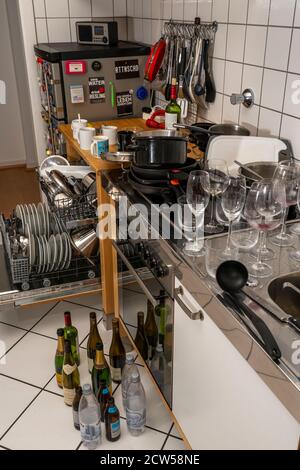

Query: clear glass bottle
<box><xmin>126</xmin><ymin>370</ymin><xmax>146</xmax><ymax>436</ymax></box>
<box><xmin>79</xmin><ymin>384</ymin><xmax>101</xmax><ymax>450</ymax></box>
<box><xmin>121</xmin><ymin>354</ymin><xmax>139</xmax><ymax>408</ymax></box>
<box><xmin>151</xmin><ymin>343</ymin><xmax>171</xmax><ymax>393</ymax></box>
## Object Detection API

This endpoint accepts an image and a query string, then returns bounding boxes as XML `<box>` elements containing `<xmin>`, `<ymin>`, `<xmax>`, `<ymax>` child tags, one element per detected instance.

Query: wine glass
<box><xmin>220</xmin><ymin>176</ymin><xmax>246</xmax><ymax>259</ymax></box>
<box><xmin>245</xmin><ymin>180</ymin><xmax>284</xmax><ymax>278</ymax></box>
<box><xmin>186</xmin><ymin>171</ymin><xmax>210</xmax><ymax>256</ymax></box>
<box><xmin>270</xmin><ymin>160</ymin><xmax>300</xmax><ymax>247</ymax></box>
<box><xmin>203</xmin><ymin>159</ymin><xmax>229</xmax><ymax>234</ymax></box>
<box><xmin>290</xmin><ymin>186</ymin><xmax>300</xmax><ymax>261</ymax></box>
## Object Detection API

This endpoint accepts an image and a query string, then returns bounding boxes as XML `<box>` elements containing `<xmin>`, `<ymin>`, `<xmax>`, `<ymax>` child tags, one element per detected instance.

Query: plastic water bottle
<box><xmin>121</xmin><ymin>354</ymin><xmax>139</xmax><ymax>408</ymax></box>
<box><xmin>126</xmin><ymin>370</ymin><xmax>146</xmax><ymax>436</ymax></box>
<box><xmin>79</xmin><ymin>384</ymin><xmax>101</xmax><ymax>449</ymax></box>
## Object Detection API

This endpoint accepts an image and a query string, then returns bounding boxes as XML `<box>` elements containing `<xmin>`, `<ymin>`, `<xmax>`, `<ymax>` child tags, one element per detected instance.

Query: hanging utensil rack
<box><xmin>163</xmin><ymin>17</ymin><xmax>218</xmax><ymax>40</ymax></box>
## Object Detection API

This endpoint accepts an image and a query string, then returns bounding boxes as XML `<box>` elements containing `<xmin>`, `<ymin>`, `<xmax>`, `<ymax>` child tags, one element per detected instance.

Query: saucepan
<box><xmin>174</xmin><ymin>123</ymin><xmax>250</xmax><ymax>137</ymax></box>
<box><xmin>237</xmin><ymin>161</ymin><xmax>278</xmax><ymax>188</ymax></box>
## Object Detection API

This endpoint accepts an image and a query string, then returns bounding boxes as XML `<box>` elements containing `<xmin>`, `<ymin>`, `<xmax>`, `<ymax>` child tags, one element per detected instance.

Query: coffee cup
<box><xmin>91</xmin><ymin>136</ymin><xmax>109</xmax><ymax>157</ymax></box>
<box><xmin>79</xmin><ymin>127</ymin><xmax>96</xmax><ymax>150</ymax></box>
<box><xmin>101</xmin><ymin>125</ymin><xmax>118</xmax><ymax>146</ymax></box>
<box><xmin>72</xmin><ymin>119</ymin><xmax>87</xmax><ymax>141</ymax></box>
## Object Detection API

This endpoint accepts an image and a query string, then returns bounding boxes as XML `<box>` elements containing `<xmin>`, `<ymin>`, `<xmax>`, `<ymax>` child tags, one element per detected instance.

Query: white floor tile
<box><xmin>67</xmin><ymin>293</ymin><xmax>102</xmax><ymax>311</ymax></box>
<box><xmin>113</xmin><ymin>365</ymin><xmax>173</xmax><ymax>434</ymax></box>
<box><xmin>164</xmin><ymin>436</ymin><xmax>187</xmax><ymax>450</ymax></box>
<box><xmin>80</xmin><ymin>319</ymin><xmax>112</xmax><ymax>353</ymax></box>
<box><xmin>79</xmin><ymin>418</ymin><xmax>166</xmax><ymax>451</ymax></box>
<box><xmin>170</xmin><ymin>424</ymin><xmax>182</xmax><ymax>439</ymax></box>
<box><xmin>32</xmin><ymin>301</ymin><xmax>102</xmax><ymax>344</ymax></box>
<box><xmin>1</xmin><ymin>391</ymin><xmax>81</xmax><ymax>450</ymax></box>
<box><xmin>0</xmin><ymin>333</ymin><xmax>56</xmax><ymax>388</ymax></box>
<box><xmin>0</xmin><ymin>375</ymin><xmax>40</xmax><ymax>437</ymax></box>
<box><xmin>0</xmin><ymin>324</ymin><xmax>26</xmax><ymax>357</ymax></box>
<box><xmin>0</xmin><ymin>303</ymin><xmax>56</xmax><ymax>331</ymax></box>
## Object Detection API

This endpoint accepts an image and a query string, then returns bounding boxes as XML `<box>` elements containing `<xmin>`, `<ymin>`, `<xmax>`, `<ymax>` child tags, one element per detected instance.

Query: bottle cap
<box><xmin>96</xmin><ymin>342</ymin><xmax>103</xmax><ymax>351</ymax></box>
<box><xmin>57</xmin><ymin>328</ymin><xmax>64</xmax><ymax>337</ymax></box>
<box><xmin>64</xmin><ymin>311</ymin><xmax>71</xmax><ymax>326</ymax></box>
<box><xmin>171</xmin><ymin>78</ymin><xmax>177</xmax><ymax>86</ymax></box>
<box><xmin>156</xmin><ymin>343</ymin><xmax>164</xmax><ymax>353</ymax></box>
<box><xmin>82</xmin><ymin>384</ymin><xmax>92</xmax><ymax>394</ymax></box>
<box><xmin>108</xmin><ymin>397</ymin><xmax>115</xmax><ymax>405</ymax></box>
<box><xmin>130</xmin><ymin>370</ymin><xmax>141</xmax><ymax>383</ymax></box>
<box><xmin>126</xmin><ymin>354</ymin><xmax>135</xmax><ymax>364</ymax></box>
<box><xmin>75</xmin><ymin>386</ymin><xmax>82</xmax><ymax>394</ymax></box>
<box><xmin>137</xmin><ymin>311</ymin><xmax>144</xmax><ymax>319</ymax></box>
<box><xmin>90</xmin><ymin>312</ymin><xmax>97</xmax><ymax>319</ymax></box>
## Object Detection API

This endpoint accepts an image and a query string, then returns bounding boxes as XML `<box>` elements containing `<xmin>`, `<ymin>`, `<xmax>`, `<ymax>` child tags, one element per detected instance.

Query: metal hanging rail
<box><xmin>163</xmin><ymin>17</ymin><xmax>218</xmax><ymax>40</ymax></box>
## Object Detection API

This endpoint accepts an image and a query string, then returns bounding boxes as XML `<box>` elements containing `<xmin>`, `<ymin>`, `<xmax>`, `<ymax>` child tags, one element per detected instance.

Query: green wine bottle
<box><xmin>87</xmin><ymin>312</ymin><xmax>103</xmax><ymax>373</ymax></box>
<box><xmin>92</xmin><ymin>342</ymin><xmax>112</xmax><ymax>397</ymax></box>
<box><xmin>134</xmin><ymin>312</ymin><xmax>149</xmax><ymax>362</ymax></box>
<box><xmin>165</xmin><ymin>78</ymin><xmax>181</xmax><ymax>130</ymax></box>
<box><xmin>62</xmin><ymin>339</ymin><xmax>80</xmax><ymax>406</ymax></box>
<box><xmin>144</xmin><ymin>301</ymin><xmax>158</xmax><ymax>361</ymax></box>
<box><xmin>55</xmin><ymin>328</ymin><xmax>64</xmax><ymax>388</ymax></box>
<box><xmin>64</xmin><ymin>311</ymin><xmax>80</xmax><ymax>366</ymax></box>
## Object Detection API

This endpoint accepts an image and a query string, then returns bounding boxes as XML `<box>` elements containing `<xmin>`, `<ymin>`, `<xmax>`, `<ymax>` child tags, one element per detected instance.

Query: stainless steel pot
<box><xmin>70</xmin><ymin>227</ymin><xmax>98</xmax><ymax>258</ymax></box>
<box><xmin>238</xmin><ymin>161</ymin><xmax>278</xmax><ymax>187</ymax></box>
<box><xmin>174</xmin><ymin>123</ymin><xmax>250</xmax><ymax>137</ymax></box>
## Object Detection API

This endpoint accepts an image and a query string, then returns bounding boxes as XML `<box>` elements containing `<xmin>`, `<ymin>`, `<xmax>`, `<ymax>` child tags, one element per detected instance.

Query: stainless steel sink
<box><xmin>268</xmin><ymin>273</ymin><xmax>300</xmax><ymax>319</ymax></box>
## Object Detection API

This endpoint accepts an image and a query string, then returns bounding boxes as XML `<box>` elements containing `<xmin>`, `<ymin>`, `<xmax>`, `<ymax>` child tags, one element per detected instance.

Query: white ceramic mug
<box><xmin>91</xmin><ymin>136</ymin><xmax>109</xmax><ymax>157</ymax></box>
<box><xmin>79</xmin><ymin>127</ymin><xmax>96</xmax><ymax>150</ymax></box>
<box><xmin>72</xmin><ymin>119</ymin><xmax>87</xmax><ymax>141</ymax></box>
<box><xmin>101</xmin><ymin>125</ymin><xmax>118</xmax><ymax>146</ymax></box>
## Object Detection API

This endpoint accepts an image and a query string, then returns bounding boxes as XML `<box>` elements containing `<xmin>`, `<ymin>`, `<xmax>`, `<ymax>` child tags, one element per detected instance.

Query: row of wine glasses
<box><xmin>185</xmin><ymin>158</ymin><xmax>300</xmax><ymax>278</ymax></box>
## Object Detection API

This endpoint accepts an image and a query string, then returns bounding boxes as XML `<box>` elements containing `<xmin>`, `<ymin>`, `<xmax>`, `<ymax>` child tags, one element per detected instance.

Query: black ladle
<box><xmin>216</xmin><ymin>261</ymin><xmax>282</xmax><ymax>362</ymax></box>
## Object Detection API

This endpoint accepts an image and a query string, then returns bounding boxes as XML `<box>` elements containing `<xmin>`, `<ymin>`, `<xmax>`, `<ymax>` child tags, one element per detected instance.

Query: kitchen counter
<box><xmin>102</xmin><ymin>167</ymin><xmax>300</xmax><ymax>449</ymax></box>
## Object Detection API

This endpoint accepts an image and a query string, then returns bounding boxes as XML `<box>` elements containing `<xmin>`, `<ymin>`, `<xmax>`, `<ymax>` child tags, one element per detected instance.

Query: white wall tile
<box><xmin>162</xmin><ymin>0</ymin><xmax>172</xmax><ymax>19</ymax></box>
<box><xmin>283</xmin><ymin>73</ymin><xmax>300</xmax><ymax>118</ymax></box>
<box><xmin>152</xmin><ymin>0</ymin><xmax>162</xmax><ymax>19</ymax></box>
<box><xmin>265</xmin><ymin>27</ymin><xmax>292</xmax><ymax>70</ymax></box>
<box><xmin>258</xmin><ymin>108</ymin><xmax>281</xmax><ymax>136</ymax></box>
<box><xmin>35</xmin><ymin>18</ymin><xmax>48</xmax><ymax>42</ymax></box>
<box><xmin>127</xmin><ymin>0</ymin><xmax>135</xmax><ymax>16</ymax></box>
<box><xmin>172</xmin><ymin>0</ymin><xmax>184</xmax><ymax>20</ymax></box>
<box><xmin>240</xmin><ymin>104</ymin><xmax>259</xmax><ymax>135</ymax></box>
<box><xmin>114</xmin><ymin>0</ymin><xmax>127</xmax><ymax>17</ymax></box>
<box><xmin>280</xmin><ymin>114</ymin><xmax>300</xmax><ymax>156</ymax></box>
<box><xmin>199</xmin><ymin>92</ymin><xmax>223</xmax><ymax>123</ymax></box>
<box><xmin>222</xmin><ymin>95</ymin><xmax>240</xmax><ymax>123</ymax></box>
<box><xmin>242</xmin><ymin>65</ymin><xmax>263</xmax><ymax>104</ymax></box>
<box><xmin>212</xmin><ymin>58</ymin><xmax>225</xmax><ymax>93</ymax></box>
<box><xmin>92</xmin><ymin>0</ymin><xmax>113</xmax><ymax>17</ymax></box>
<box><xmin>213</xmin><ymin>23</ymin><xmax>227</xmax><ymax>58</ymax></box>
<box><xmin>244</xmin><ymin>26</ymin><xmax>267</xmax><ymax>66</ymax></box>
<box><xmin>116</xmin><ymin>17</ymin><xmax>128</xmax><ymax>40</ymax></box>
<box><xmin>212</xmin><ymin>0</ymin><xmax>229</xmax><ymax>22</ymax></box>
<box><xmin>248</xmin><ymin>0</ymin><xmax>270</xmax><ymax>25</ymax></box>
<box><xmin>288</xmin><ymin>29</ymin><xmax>300</xmax><ymax>74</ymax></box>
<box><xmin>226</xmin><ymin>25</ymin><xmax>246</xmax><ymax>62</ymax></box>
<box><xmin>184</xmin><ymin>0</ymin><xmax>198</xmax><ymax>21</ymax></box>
<box><xmin>142</xmin><ymin>19</ymin><xmax>152</xmax><ymax>43</ymax></box>
<box><xmin>47</xmin><ymin>18</ymin><xmax>71</xmax><ymax>42</ymax></box>
<box><xmin>143</xmin><ymin>0</ymin><xmax>152</xmax><ymax>17</ymax></box>
<box><xmin>295</xmin><ymin>0</ymin><xmax>300</xmax><ymax>26</ymax></box>
<box><xmin>152</xmin><ymin>18</ymin><xmax>163</xmax><ymax>42</ymax></box>
<box><xmin>261</xmin><ymin>68</ymin><xmax>286</xmax><ymax>111</ymax></box>
<box><xmin>229</xmin><ymin>0</ymin><xmax>248</xmax><ymax>24</ymax></box>
<box><xmin>133</xmin><ymin>17</ymin><xmax>143</xmax><ymax>41</ymax></box>
<box><xmin>45</xmin><ymin>0</ymin><xmax>69</xmax><ymax>17</ymax></box>
<box><xmin>269</xmin><ymin>0</ymin><xmax>296</xmax><ymax>26</ymax></box>
<box><xmin>134</xmin><ymin>0</ymin><xmax>143</xmax><ymax>17</ymax></box>
<box><xmin>33</xmin><ymin>0</ymin><xmax>46</xmax><ymax>17</ymax></box>
<box><xmin>69</xmin><ymin>0</ymin><xmax>92</xmax><ymax>17</ymax></box>
<box><xmin>224</xmin><ymin>61</ymin><xmax>243</xmax><ymax>95</ymax></box>
<box><xmin>197</xmin><ymin>0</ymin><xmax>213</xmax><ymax>21</ymax></box>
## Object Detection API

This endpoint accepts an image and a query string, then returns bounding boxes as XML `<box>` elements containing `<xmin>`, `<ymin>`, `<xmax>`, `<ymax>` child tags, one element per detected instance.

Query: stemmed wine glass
<box><xmin>245</xmin><ymin>180</ymin><xmax>285</xmax><ymax>278</ymax></box>
<box><xmin>204</xmin><ymin>159</ymin><xmax>229</xmax><ymax>234</ymax></box>
<box><xmin>270</xmin><ymin>160</ymin><xmax>300</xmax><ymax>247</ymax></box>
<box><xmin>220</xmin><ymin>175</ymin><xmax>247</xmax><ymax>259</ymax></box>
<box><xmin>186</xmin><ymin>171</ymin><xmax>210</xmax><ymax>256</ymax></box>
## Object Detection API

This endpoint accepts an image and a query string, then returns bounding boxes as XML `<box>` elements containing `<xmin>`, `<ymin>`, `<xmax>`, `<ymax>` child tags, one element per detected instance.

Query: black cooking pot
<box><xmin>129</xmin><ymin>130</ymin><xmax>188</xmax><ymax>167</ymax></box>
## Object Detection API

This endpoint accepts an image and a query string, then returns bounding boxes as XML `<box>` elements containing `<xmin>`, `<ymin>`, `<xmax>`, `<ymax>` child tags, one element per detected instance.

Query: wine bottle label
<box><xmin>63</xmin><ymin>364</ymin><xmax>77</xmax><ymax>375</ymax></box>
<box><xmin>126</xmin><ymin>409</ymin><xmax>146</xmax><ymax>430</ymax></box>
<box><xmin>110</xmin><ymin>366</ymin><xmax>122</xmax><ymax>382</ymax></box>
<box><xmin>56</xmin><ymin>372</ymin><xmax>63</xmax><ymax>388</ymax></box>
<box><xmin>165</xmin><ymin>112</ymin><xmax>178</xmax><ymax>130</ymax></box>
<box><xmin>110</xmin><ymin>420</ymin><xmax>121</xmax><ymax>439</ymax></box>
<box><xmin>63</xmin><ymin>387</ymin><xmax>76</xmax><ymax>406</ymax></box>
<box><xmin>88</xmin><ymin>357</ymin><xmax>94</xmax><ymax>373</ymax></box>
<box><xmin>73</xmin><ymin>409</ymin><xmax>80</xmax><ymax>429</ymax></box>
<box><xmin>80</xmin><ymin>421</ymin><xmax>101</xmax><ymax>442</ymax></box>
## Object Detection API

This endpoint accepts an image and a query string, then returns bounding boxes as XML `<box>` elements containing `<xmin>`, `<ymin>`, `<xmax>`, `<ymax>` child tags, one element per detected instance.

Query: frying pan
<box><xmin>128</xmin><ymin>171</ymin><xmax>185</xmax><ymax>200</ymax></box>
<box><xmin>144</xmin><ymin>37</ymin><xmax>167</xmax><ymax>83</ymax></box>
<box><xmin>174</xmin><ymin>123</ymin><xmax>250</xmax><ymax>136</ymax></box>
<box><xmin>131</xmin><ymin>157</ymin><xmax>199</xmax><ymax>181</ymax></box>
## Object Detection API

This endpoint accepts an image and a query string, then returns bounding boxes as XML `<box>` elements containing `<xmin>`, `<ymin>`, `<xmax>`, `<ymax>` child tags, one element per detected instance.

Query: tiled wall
<box><xmin>32</xmin><ymin>0</ymin><xmax>128</xmax><ymax>43</ymax></box>
<box><xmin>127</xmin><ymin>0</ymin><xmax>300</xmax><ymax>156</ymax></box>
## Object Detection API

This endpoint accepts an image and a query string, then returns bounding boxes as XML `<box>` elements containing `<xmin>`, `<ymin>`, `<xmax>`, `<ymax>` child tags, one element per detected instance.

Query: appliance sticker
<box><xmin>116</xmin><ymin>91</ymin><xmax>134</xmax><ymax>116</ymax></box>
<box><xmin>70</xmin><ymin>85</ymin><xmax>85</xmax><ymax>104</ymax></box>
<box><xmin>115</xmin><ymin>60</ymin><xmax>140</xmax><ymax>80</ymax></box>
<box><xmin>89</xmin><ymin>77</ymin><xmax>106</xmax><ymax>103</ymax></box>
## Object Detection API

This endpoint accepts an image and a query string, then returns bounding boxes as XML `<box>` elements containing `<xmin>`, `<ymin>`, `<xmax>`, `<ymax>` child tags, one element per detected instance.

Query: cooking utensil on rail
<box><xmin>216</xmin><ymin>261</ymin><xmax>282</xmax><ymax>362</ymax></box>
<box><xmin>203</xmin><ymin>39</ymin><xmax>216</xmax><ymax>103</ymax></box>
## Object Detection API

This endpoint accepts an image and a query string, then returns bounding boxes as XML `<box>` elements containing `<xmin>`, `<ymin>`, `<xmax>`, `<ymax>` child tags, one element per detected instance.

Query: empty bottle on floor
<box><xmin>64</xmin><ymin>311</ymin><xmax>80</xmax><ymax>366</ymax></box>
<box><xmin>126</xmin><ymin>370</ymin><xmax>146</xmax><ymax>436</ymax></box>
<box><xmin>87</xmin><ymin>312</ymin><xmax>103</xmax><ymax>373</ymax></box>
<box><xmin>151</xmin><ymin>343</ymin><xmax>171</xmax><ymax>390</ymax></box>
<box><xmin>121</xmin><ymin>354</ymin><xmax>139</xmax><ymax>408</ymax></box>
<box><xmin>79</xmin><ymin>384</ymin><xmax>101</xmax><ymax>450</ymax></box>
<box><xmin>97</xmin><ymin>379</ymin><xmax>111</xmax><ymax>422</ymax></box>
<box><xmin>62</xmin><ymin>339</ymin><xmax>80</xmax><ymax>406</ymax></box>
<box><xmin>134</xmin><ymin>312</ymin><xmax>149</xmax><ymax>362</ymax></box>
<box><xmin>109</xmin><ymin>318</ymin><xmax>126</xmax><ymax>384</ymax></box>
<box><xmin>144</xmin><ymin>301</ymin><xmax>158</xmax><ymax>362</ymax></box>
<box><xmin>105</xmin><ymin>397</ymin><xmax>121</xmax><ymax>442</ymax></box>
<box><xmin>55</xmin><ymin>328</ymin><xmax>65</xmax><ymax>388</ymax></box>
<box><xmin>72</xmin><ymin>386</ymin><xmax>82</xmax><ymax>431</ymax></box>
<box><xmin>92</xmin><ymin>342</ymin><xmax>111</xmax><ymax>397</ymax></box>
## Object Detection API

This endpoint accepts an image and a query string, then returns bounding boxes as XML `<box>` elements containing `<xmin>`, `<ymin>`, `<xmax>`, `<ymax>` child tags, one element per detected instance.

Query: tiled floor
<box><xmin>0</xmin><ymin>295</ymin><xmax>186</xmax><ymax>450</ymax></box>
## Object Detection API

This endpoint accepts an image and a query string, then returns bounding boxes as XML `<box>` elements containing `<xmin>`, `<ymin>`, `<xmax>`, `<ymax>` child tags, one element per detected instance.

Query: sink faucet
<box><xmin>283</xmin><ymin>282</ymin><xmax>300</xmax><ymax>295</ymax></box>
